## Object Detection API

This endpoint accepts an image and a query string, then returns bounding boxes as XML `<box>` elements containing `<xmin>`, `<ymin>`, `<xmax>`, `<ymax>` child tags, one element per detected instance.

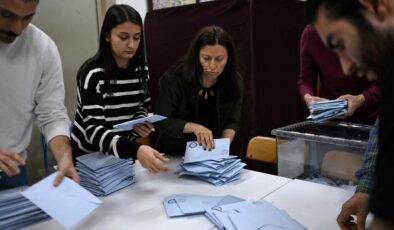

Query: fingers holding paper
<box><xmin>133</xmin><ymin>122</ymin><xmax>154</xmax><ymax>137</ymax></box>
<box><xmin>184</xmin><ymin>123</ymin><xmax>215</xmax><ymax>151</ymax></box>
<box><xmin>336</xmin><ymin>94</ymin><xmax>365</xmax><ymax>119</ymax></box>
<box><xmin>304</xmin><ymin>94</ymin><xmax>328</xmax><ymax>107</ymax></box>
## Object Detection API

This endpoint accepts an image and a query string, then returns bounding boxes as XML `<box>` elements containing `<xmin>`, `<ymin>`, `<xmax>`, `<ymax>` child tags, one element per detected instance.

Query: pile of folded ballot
<box><xmin>307</xmin><ymin>99</ymin><xmax>347</xmax><ymax>122</ymax></box>
<box><xmin>163</xmin><ymin>193</ymin><xmax>306</xmax><ymax>230</ymax></box>
<box><xmin>76</xmin><ymin>152</ymin><xmax>136</xmax><ymax>196</ymax></box>
<box><xmin>179</xmin><ymin>138</ymin><xmax>246</xmax><ymax>186</ymax></box>
<box><xmin>0</xmin><ymin>186</ymin><xmax>49</xmax><ymax>229</ymax></box>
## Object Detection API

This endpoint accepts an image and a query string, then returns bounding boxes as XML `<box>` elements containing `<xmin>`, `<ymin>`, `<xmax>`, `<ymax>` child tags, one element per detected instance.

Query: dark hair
<box><xmin>306</xmin><ymin>0</ymin><xmax>368</xmax><ymax>29</ymax></box>
<box><xmin>77</xmin><ymin>4</ymin><xmax>147</xmax><ymax>93</ymax></box>
<box><xmin>182</xmin><ymin>25</ymin><xmax>241</xmax><ymax>100</ymax></box>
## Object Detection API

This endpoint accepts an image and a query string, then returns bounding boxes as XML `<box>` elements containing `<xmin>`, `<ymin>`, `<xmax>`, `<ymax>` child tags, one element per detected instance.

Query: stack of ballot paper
<box><xmin>163</xmin><ymin>194</ymin><xmax>306</xmax><ymax>230</ymax></box>
<box><xmin>163</xmin><ymin>194</ymin><xmax>244</xmax><ymax>217</ymax></box>
<box><xmin>0</xmin><ymin>186</ymin><xmax>49</xmax><ymax>229</ymax></box>
<box><xmin>76</xmin><ymin>152</ymin><xmax>136</xmax><ymax>196</ymax></box>
<box><xmin>307</xmin><ymin>99</ymin><xmax>347</xmax><ymax>122</ymax></box>
<box><xmin>179</xmin><ymin>138</ymin><xmax>246</xmax><ymax>186</ymax></box>
<box><xmin>205</xmin><ymin>200</ymin><xmax>306</xmax><ymax>230</ymax></box>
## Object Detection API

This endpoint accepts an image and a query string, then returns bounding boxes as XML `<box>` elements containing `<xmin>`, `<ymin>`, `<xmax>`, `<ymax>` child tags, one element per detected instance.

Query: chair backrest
<box><xmin>246</xmin><ymin>136</ymin><xmax>277</xmax><ymax>163</ymax></box>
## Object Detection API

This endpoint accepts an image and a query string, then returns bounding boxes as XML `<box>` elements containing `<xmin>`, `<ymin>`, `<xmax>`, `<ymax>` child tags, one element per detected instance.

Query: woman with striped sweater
<box><xmin>71</xmin><ymin>5</ymin><xmax>168</xmax><ymax>173</ymax></box>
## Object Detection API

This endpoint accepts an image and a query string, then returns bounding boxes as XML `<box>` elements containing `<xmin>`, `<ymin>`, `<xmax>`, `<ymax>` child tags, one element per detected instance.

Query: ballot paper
<box><xmin>22</xmin><ymin>173</ymin><xmax>102</xmax><ymax>229</ymax></box>
<box><xmin>76</xmin><ymin>152</ymin><xmax>136</xmax><ymax>196</ymax></box>
<box><xmin>113</xmin><ymin>114</ymin><xmax>167</xmax><ymax>130</ymax></box>
<box><xmin>0</xmin><ymin>186</ymin><xmax>49</xmax><ymax>229</ymax></box>
<box><xmin>163</xmin><ymin>194</ymin><xmax>306</xmax><ymax>230</ymax></box>
<box><xmin>179</xmin><ymin>138</ymin><xmax>246</xmax><ymax>185</ymax></box>
<box><xmin>163</xmin><ymin>194</ymin><xmax>244</xmax><ymax>217</ymax></box>
<box><xmin>307</xmin><ymin>99</ymin><xmax>347</xmax><ymax>122</ymax></box>
<box><xmin>205</xmin><ymin>200</ymin><xmax>306</xmax><ymax>230</ymax></box>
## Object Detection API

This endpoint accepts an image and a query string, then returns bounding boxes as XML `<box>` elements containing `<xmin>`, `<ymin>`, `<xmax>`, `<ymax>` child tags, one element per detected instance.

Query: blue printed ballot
<box><xmin>179</xmin><ymin>138</ymin><xmax>246</xmax><ymax>186</ymax></box>
<box><xmin>183</xmin><ymin>138</ymin><xmax>230</xmax><ymax>163</ymax></box>
<box><xmin>113</xmin><ymin>114</ymin><xmax>167</xmax><ymax>130</ymax></box>
<box><xmin>307</xmin><ymin>99</ymin><xmax>347</xmax><ymax>122</ymax></box>
<box><xmin>76</xmin><ymin>152</ymin><xmax>136</xmax><ymax>196</ymax></box>
<box><xmin>21</xmin><ymin>173</ymin><xmax>102</xmax><ymax>229</ymax></box>
<box><xmin>163</xmin><ymin>194</ymin><xmax>306</xmax><ymax>230</ymax></box>
<box><xmin>205</xmin><ymin>200</ymin><xmax>306</xmax><ymax>230</ymax></box>
<box><xmin>0</xmin><ymin>186</ymin><xmax>49</xmax><ymax>229</ymax></box>
<box><xmin>163</xmin><ymin>194</ymin><xmax>244</xmax><ymax>217</ymax></box>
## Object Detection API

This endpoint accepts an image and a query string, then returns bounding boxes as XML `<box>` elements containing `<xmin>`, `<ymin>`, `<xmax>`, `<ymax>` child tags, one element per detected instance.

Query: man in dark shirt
<box><xmin>306</xmin><ymin>0</ymin><xmax>394</xmax><ymax>229</ymax></box>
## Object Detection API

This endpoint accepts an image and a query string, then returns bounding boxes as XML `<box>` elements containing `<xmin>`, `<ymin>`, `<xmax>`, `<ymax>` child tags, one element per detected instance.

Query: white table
<box><xmin>24</xmin><ymin>157</ymin><xmax>291</xmax><ymax>230</ymax></box>
<box><xmin>262</xmin><ymin>179</ymin><xmax>355</xmax><ymax>230</ymax></box>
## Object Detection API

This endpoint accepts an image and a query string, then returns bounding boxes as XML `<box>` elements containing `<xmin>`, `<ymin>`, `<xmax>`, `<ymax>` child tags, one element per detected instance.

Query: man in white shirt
<box><xmin>0</xmin><ymin>0</ymin><xmax>79</xmax><ymax>189</ymax></box>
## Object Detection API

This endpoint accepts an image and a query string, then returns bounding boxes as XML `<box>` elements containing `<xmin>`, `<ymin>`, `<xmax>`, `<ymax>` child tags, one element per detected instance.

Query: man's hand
<box><xmin>337</xmin><ymin>94</ymin><xmax>365</xmax><ymax>119</ymax></box>
<box><xmin>337</xmin><ymin>192</ymin><xmax>370</xmax><ymax>230</ymax></box>
<box><xmin>0</xmin><ymin>149</ymin><xmax>25</xmax><ymax>176</ymax></box>
<box><xmin>137</xmin><ymin>145</ymin><xmax>168</xmax><ymax>173</ymax></box>
<box><xmin>48</xmin><ymin>135</ymin><xmax>80</xmax><ymax>186</ymax></box>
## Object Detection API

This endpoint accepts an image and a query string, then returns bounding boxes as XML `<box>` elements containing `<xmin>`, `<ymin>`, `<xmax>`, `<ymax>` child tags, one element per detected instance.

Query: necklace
<box><xmin>198</xmin><ymin>86</ymin><xmax>215</xmax><ymax>100</ymax></box>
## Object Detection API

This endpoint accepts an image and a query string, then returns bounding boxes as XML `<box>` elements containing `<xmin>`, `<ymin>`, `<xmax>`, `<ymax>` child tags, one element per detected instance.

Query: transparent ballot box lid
<box><xmin>271</xmin><ymin>121</ymin><xmax>373</xmax><ymax>188</ymax></box>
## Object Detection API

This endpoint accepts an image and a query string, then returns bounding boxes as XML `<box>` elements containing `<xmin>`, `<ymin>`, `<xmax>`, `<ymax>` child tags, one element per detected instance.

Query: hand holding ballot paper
<box><xmin>113</xmin><ymin>114</ymin><xmax>166</xmax><ymax>131</ymax></box>
<box><xmin>307</xmin><ymin>99</ymin><xmax>348</xmax><ymax>122</ymax></box>
<box><xmin>179</xmin><ymin>138</ymin><xmax>245</xmax><ymax>185</ymax></box>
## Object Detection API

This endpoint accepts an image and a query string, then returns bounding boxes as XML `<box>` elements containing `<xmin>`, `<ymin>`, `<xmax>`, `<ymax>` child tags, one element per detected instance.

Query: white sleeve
<box><xmin>34</xmin><ymin>38</ymin><xmax>71</xmax><ymax>142</ymax></box>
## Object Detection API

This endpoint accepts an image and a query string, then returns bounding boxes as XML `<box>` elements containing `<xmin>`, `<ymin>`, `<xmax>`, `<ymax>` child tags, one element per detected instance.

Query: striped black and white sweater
<box><xmin>71</xmin><ymin>63</ymin><xmax>150</xmax><ymax>160</ymax></box>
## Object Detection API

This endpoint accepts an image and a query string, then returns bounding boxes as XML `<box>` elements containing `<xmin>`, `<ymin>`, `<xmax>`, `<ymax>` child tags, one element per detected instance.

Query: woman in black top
<box><xmin>154</xmin><ymin>26</ymin><xmax>243</xmax><ymax>155</ymax></box>
<box><xmin>72</xmin><ymin>5</ymin><xmax>168</xmax><ymax>173</ymax></box>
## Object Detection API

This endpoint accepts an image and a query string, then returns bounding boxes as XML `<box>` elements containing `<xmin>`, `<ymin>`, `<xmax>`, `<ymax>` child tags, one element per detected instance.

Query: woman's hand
<box><xmin>184</xmin><ymin>123</ymin><xmax>215</xmax><ymax>151</ymax></box>
<box><xmin>137</xmin><ymin>145</ymin><xmax>169</xmax><ymax>173</ymax></box>
<box><xmin>336</xmin><ymin>94</ymin><xmax>365</xmax><ymax>119</ymax></box>
<box><xmin>304</xmin><ymin>94</ymin><xmax>328</xmax><ymax>107</ymax></box>
<box><xmin>133</xmin><ymin>122</ymin><xmax>154</xmax><ymax>137</ymax></box>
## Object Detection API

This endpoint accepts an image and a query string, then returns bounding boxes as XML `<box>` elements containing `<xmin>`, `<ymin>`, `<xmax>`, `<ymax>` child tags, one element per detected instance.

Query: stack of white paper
<box><xmin>205</xmin><ymin>200</ymin><xmax>306</xmax><ymax>230</ymax></box>
<box><xmin>179</xmin><ymin>138</ymin><xmax>246</xmax><ymax>186</ymax></box>
<box><xmin>307</xmin><ymin>99</ymin><xmax>347</xmax><ymax>122</ymax></box>
<box><xmin>76</xmin><ymin>152</ymin><xmax>136</xmax><ymax>196</ymax></box>
<box><xmin>0</xmin><ymin>186</ymin><xmax>49</xmax><ymax>229</ymax></box>
<box><xmin>163</xmin><ymin>193</ymin><xmax>244</xmax><ymax>217</ymax></box>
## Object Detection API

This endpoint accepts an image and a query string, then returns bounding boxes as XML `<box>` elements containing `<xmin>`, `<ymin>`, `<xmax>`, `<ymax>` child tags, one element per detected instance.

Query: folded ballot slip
<box><xmin>22</xmin><ymin>173</ymin><xmax>102</xmax><ymax>229</ymax></box>
<box><xmin>162</xmin><ymin>193</ymin><xmax>306</xmax><ymax>230</ymax></box>
<box><xmin>205</xmin><ymin>200</ymin><xmax>306</xmax><ymax>230</ymax></box>
<box><xmin>113</xmin><ymin>114</ymin><xmax>167</xmax><ymax>130</ymax></box>
<box><xmin>163</xmin><ymin>193</ymin><xmax>244</xmax><ymax>217</ymax></box>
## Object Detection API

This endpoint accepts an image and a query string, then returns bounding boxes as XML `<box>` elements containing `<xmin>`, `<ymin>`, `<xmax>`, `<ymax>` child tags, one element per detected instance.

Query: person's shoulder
<box><xmin>301</xmin><ymin>24</ymin><xmax>320</xmax><ymax>41</ymax></box>
<box><xmin>162</xmin><ymin>62</ymin><xmax>184</xmax><ymax>81</ymax></box>
<box><xmin>26</xmin><ymin>24</ymin><xmax>57</xmax><ymax>50</ymax></box>
<box><xmin>79</xmin><ymin>62</ymin><xmax>104</xmax><ymax>89</ymax></box>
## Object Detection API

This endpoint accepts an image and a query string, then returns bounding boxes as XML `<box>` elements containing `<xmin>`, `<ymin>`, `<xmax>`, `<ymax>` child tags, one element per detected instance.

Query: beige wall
<box><xmin>27</xmin><ymin>0</ymin><xmax>100</xmax><ymax>183</ymax></box>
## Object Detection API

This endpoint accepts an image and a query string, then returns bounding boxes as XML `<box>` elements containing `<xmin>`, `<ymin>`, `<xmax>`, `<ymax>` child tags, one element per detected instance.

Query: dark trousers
<box><xmin>0</xmin><ymin>165</ymin><xmax>28</xmax><ymax>190</ymax></box>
